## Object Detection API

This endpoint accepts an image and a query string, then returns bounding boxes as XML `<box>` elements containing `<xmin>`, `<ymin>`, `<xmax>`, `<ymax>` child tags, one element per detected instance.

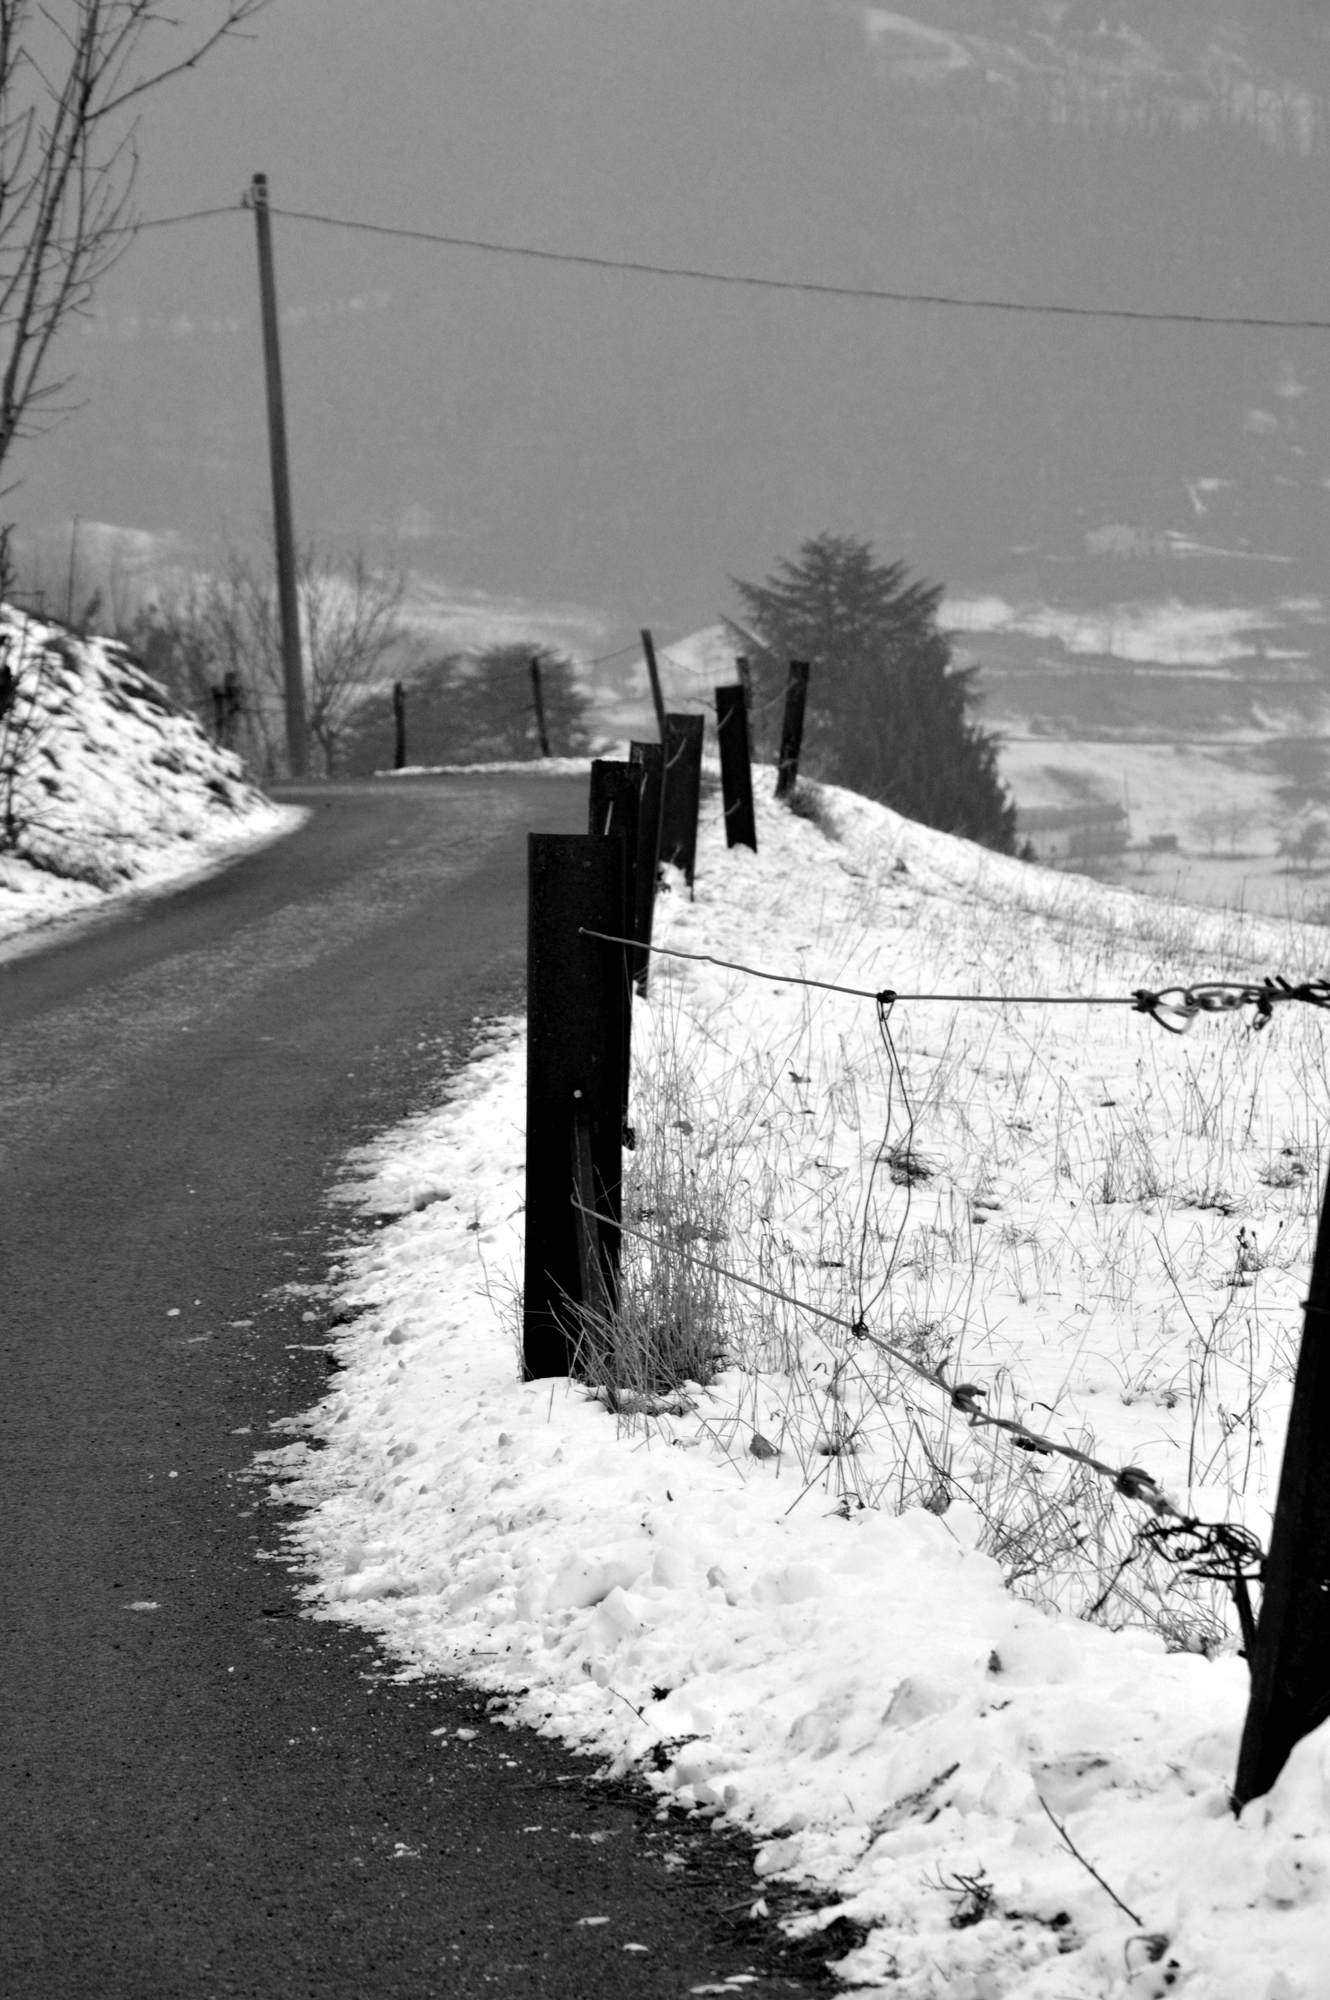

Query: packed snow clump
<box><xmin>0</xmin><ymin>605</ymin><xmax>296</xmax><ymax>943</ymax></box>
<box><xmin>274</xmin><ymin>767</ymin><xmax>1330</xmax><ymax>1999</ymax></box>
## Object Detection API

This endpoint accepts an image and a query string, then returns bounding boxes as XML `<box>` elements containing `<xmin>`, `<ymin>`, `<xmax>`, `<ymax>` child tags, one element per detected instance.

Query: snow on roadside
<box><xmin>275</xmin><ymin>769</ymin><xmax>1330</xmax><ymax>1999</ymax></box>
<box><xmin>0</xmin><ymin>606</ymin><xmax>298</xmax><ymax>945</ymax></box>
<box><xmin>383</xmin><ymin>756</ymin><xmax>594</xmax><ymax>778</ymax></box>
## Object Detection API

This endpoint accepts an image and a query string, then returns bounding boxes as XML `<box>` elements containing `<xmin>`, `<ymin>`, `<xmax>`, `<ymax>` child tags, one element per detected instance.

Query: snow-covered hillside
<box><xmin>272</xmin><ymin>772</ymin><xmax>1330</xmax><ymax>1998</ymax></box>
<box><xmin>0</xmin><ymin>606</ymin><xmax>296</xmax><ymax>945</ymax></box>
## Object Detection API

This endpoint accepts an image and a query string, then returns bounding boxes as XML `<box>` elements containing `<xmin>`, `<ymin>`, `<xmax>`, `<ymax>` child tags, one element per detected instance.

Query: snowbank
<box><xmin>0</xmin><ymin>607</ymin><xmax>297</xmax><ymax>945</ymax></box>
<box><xmin>275</xmin><ymin>770</ymin><xmax>1330</xmax><ymax>1998</ymax></box>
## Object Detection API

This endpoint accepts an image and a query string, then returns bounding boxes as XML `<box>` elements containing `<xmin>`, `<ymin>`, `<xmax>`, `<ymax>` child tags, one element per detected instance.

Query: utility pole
<box><xmin>250</xmin><ymin>172</ymin><xmax>308</xmax><ymax>778</ymax></box>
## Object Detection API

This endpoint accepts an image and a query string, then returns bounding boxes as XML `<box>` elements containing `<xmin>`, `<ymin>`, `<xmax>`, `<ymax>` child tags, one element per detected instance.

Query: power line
<box><xmin>118</xmin><ymin>197</ymin><xmax>1330</xmax><ymax>333</ymax></box>
<box><xmin>263</xmin><ymin>202</ymin><xmax>1330</xmax><ymax>332</ymax></box>
<box><xmin>127</xmin><ymin>202</ymin><xmax>246</xmax><ymax>234</ymax></box>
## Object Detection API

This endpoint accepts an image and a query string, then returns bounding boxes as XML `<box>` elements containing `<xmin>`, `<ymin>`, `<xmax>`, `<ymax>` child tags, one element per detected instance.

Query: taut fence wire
<box><xmin>577</xmin><ymin>929</ymin><xmax>1330</xmax><ymax>1035</ymax></box>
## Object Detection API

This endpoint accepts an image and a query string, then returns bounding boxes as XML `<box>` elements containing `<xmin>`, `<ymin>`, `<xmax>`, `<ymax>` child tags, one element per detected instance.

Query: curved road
<box><xmin>0</xmin><ymin>777</ymin><xmax>824</xmax><ymax>1999</ymax></box>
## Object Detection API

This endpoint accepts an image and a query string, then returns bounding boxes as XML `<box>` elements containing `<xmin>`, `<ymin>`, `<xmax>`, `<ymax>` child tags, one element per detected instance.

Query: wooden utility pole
<box><xmin>250</xmin><ymin>172</ymin><xmax>309</xmax><ymax>779</ymax></box>
<box><xmin>530</xmin><ymin>657</ymin><xmax>551</xmax><ymax>757</ymax></box>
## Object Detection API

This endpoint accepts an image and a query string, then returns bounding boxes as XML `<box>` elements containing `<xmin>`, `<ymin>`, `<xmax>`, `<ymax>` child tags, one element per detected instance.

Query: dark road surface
<box><xmin>0</xmin><ymin>779</ymin><xmax>825</xmax><ymax>2000</ymax></box>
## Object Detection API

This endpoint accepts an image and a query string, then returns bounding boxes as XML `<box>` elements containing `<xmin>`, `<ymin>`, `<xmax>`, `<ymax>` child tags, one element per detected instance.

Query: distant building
<box><xmin>1016</xmin><ymin>800</ymin><xmax>1129</xmax><ymax>865</ymax></box>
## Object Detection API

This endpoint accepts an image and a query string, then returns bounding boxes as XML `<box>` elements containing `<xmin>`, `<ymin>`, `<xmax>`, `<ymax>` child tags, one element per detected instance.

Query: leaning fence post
<box><xmin>1233</xmin><ymin>1162</ymin><xmax>1330</xmax><ymax>1805</ymax></box>
<box><xmin>660</xmin><ymin>713</ymin><xmax>704</xmax><ymax>889</ymax></box>
<box><xmin>640</xmin><ymin>627</ymin><xmax>669</xmax><ymax>743</ymax></box>
<box><xmin>715</xmin><ymin>684</ymin><xmax>757</xmax><ymax>852</ymax></box>
<box><xmin>775</xmin><ymin>661</ymin><xmax>810</xmax><ymax>801</ymax></box>
<box><xmin>588</xmin><ymin>758</ymin><xmax>640</xmax><ymax>1133</ymax></box>
<box><xmin>392</xmin><ymin>680</ymin><xmax>406</xmax><ymax>770</ymax></box>
<box><xmin>530</xmin><ymin>656</ymin><xmax>551</xmax><ymax>758</ymax></box>
<box><xmin>523</xmin><ymin>834</ymin><xmax>626</xmax><ymax>1379</ymax></box>
<box><xmin>628</xmin><ymin>741</ymin><xmax>663</xmax><ymax>995</ymax></box>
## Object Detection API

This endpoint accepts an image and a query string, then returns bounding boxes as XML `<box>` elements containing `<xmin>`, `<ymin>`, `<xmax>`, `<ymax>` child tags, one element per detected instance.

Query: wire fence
<box><xmin>575</xmin><ymin>922</ymin><xmax>1330</xmax><ymax>1653</ymax></box>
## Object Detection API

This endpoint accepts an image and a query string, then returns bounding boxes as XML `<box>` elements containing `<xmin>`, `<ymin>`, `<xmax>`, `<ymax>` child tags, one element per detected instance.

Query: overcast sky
<box><xmin>13</xmin><ymin>1</ymin><xmax>1330</xmax><ymax>653</ymax></box>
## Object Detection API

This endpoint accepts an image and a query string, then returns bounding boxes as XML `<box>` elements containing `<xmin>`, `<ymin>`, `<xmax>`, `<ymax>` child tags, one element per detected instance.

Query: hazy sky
<box><xmin>13</xmin><ymin>1</ymin><xmax>1330</xmax><ymax>652</ymax></box>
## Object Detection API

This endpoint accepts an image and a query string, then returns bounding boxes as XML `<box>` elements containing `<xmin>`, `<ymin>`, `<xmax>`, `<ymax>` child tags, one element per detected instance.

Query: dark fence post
<box><xmin>775</xmin><ymin>661</ymin><xmax>810</xmax><ymax>801</ymax></box>
<box><xmin>640</xmin><ymin>627</ymin><xmax>668</xmax><ymax>743</ymax></box>
<box><xmin>628</xmin><ymin>741</ymin><xmax>663</xmax><ymax>995</ymax></box>
<box><xmin>660</xmin><ymin>713</ymin><xmax>704</xmax><ymax>888</ymax></box>
<box><xmin>735</xmin><ymin>654</ymin><xmax>753</xmax><ymax>712</ymax></box>
<box><xmin>530</xmin><ymin>656</ymin><xmax>551</xmax><ymax>758</ymax></box>
<box><xmin>588</xmin><ymin>758</ymin><xmax>640</xmax><ymax>1133</ymax></box>
<box><xmin>715</xmin><ymin>684</ymin><xmax>757</xmax><ymax>852</ymax></box>
<box><xmin>1233</xmin><ymin>1164</ymin><xmax>1330</xmax><ymax>1805</ymax></box>
<box><xmin>523</xmin><ymin>835</ymin><xmax>626</xmax><ymax>1379</ymax></box>
<box><xmin>392</xmin><ymin>680</ymin><xmax>406</xmax><ymax>770</ymax></box>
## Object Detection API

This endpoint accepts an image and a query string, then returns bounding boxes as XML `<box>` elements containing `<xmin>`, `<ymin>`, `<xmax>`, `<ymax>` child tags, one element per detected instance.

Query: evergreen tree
<box><xmin>340</xmin><ymin>642</ymin><xmax>591</xmax><ymax>774</ymax></box>
<box><xmin>730</xmin><ymin>533</ymin><xmax>1015</xmax><ymax>851</ymax></box>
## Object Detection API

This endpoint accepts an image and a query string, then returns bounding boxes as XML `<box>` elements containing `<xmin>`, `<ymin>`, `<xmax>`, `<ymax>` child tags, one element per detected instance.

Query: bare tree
<box><xmin>0</xmin><ymin>2</ymin><xmax>267</xmax><ymax>479</ymax></box>
<box><xmin>135</xmin><ymin>545</ymin><xmax>411</xmax><ymax>780</ymax></box>
<box><xmin>1222</xmin><ymin>802</ymin><xmax>1259</xmax><ymax>857</ymax></box>
<box><xmin>1277</xmin><ymin>814</ymin><xmax>1330</xmax><ymax>878</ymax></box>
<box><xmin>1189</xmin><ymin>803</ymin><xmax>1225</xmax><ymax>856</ymax></box>
<box><xmin>297</xmin><ymin>548</ymin><xmax>409</xmax><ymax>776</ymax></box>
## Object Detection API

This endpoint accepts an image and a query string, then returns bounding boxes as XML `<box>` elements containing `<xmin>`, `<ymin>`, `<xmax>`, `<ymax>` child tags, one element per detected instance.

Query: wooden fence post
<box><xmin>775</xmin><ymin>661</ymin><xmax>810</xmax><ymax>801</ymax></box>
<box><xmin>1233</xmin><ymin>1163</ymin><xmax>1330</xmax><ymax>1805</ymax></box>
<box><xmin>735</xmin><ymin>655</ymin><xmax>753</xmax><ymax>712</ymax></box>
<box><xmin>530</xmin><ymin>657</ymin><xmax>551</xmax><ymax>758</ymax></box>
<box><xmin>523</xmin><ymin>834</ymin><xmax>626</xmax><ymax>1379</ymax></box>
<box><xmin>392</xmin><ymin>680</ymin><xmax>406</xmax><ymax>770</ymax></box>
<box><xmin>660</xmin><ymin>713</ymin><xmax>704</xmax><ymax>888</ymax></box>
<box><xmin>628</xmin><ymin>741</ymin><xmax>663</xmax><ymax>995</ymax></box>
<box><xmin>588</xmin><ymin>758</ymin><xmax>640</xmax><ymax>1134</ymax></box>
<box><xmin>715</xmin><ymin>684</ymin><xmax>757</xmax><ymax>852</ymax></box>
<box><xmin>640</xmin><ymin>627</ymin><xmax>669</xmax><ymax>743</ymax></box>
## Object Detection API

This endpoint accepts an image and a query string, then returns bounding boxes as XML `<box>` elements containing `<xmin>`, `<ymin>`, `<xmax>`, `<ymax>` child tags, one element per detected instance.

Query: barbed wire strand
<box><xmin>580</xmin><ymin>927</ymin><xmax>1138</xmax><ymax>1005</ymax></box>
<box><xmin>578</xmin><ymin>929</ymin><xmax>1330</xmax><ymax>1032</ymax></box>
<box><xmin>572</xmin><ymin>1194</ymin><xmax>1205</xmax><ymax>1533</ymax></box>
<box><xmin>855</xmin><ymin>994</ymin><xmax>917</xmax><ymax>1328</ymax></box>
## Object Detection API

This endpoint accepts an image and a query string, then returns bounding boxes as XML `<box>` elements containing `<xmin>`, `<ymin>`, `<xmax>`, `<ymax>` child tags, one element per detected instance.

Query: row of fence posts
<box><xmin>389</xmin><ymin>650</ymin><xmax>814</xmax><ymax>793</ymax></box>
<box><xmin>390</xmin><ymin>656</ymin><xmax>557</xmax><ymax>772</ymax></box>
<box><xmin>519</xmin><ymin>633</ymin><xmax>1330</xmax><ymax>1809</ymax></box>
<box><xmin>523</xmin><ymin>640</ymin><xmax>811</xmax><ymax>1378</ymax></box>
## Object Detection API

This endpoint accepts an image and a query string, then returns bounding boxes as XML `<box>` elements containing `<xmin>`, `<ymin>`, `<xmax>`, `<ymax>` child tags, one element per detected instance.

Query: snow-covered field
<box><xmin>0</xmin><ymin>607</ymin><xmax>297</xmax><ymax>947</ymax></box>
<box><xmin>274</xmin><ymin>769</ymin><xmax>1330</xmax><ymax>1999</ymax></box>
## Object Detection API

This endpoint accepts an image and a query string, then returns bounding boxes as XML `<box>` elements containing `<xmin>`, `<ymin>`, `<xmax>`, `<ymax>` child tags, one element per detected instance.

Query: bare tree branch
<box><xmin>0</xmin><ymin>2</ymin><xmax>270</xmax><ymax>476</ymax></box>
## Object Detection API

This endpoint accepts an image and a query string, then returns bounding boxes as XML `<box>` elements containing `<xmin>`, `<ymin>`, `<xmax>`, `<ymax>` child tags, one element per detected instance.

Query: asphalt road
<box><xmin>0</xmin><ymin>777</ymin><xmax>828</xmax><ymax>2000</ymax></box>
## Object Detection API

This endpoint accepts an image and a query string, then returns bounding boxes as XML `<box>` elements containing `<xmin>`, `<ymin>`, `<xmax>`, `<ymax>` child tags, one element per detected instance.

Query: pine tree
<box><xmin>730</xmin><ymin>533</ymin><xmax>1014</xmax><ymax>851</ymax></box>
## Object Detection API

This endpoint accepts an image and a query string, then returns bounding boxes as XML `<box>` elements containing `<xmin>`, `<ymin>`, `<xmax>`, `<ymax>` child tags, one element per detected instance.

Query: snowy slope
<box><xmin>273</xmin><ymin>772</ymin><xmax>1330</xmax><ymax>1999</ymax></box>
<box><xmin>0</xmin><ymin>606</ymin><xmax>296</xmax><ymax>944</ymax></box>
